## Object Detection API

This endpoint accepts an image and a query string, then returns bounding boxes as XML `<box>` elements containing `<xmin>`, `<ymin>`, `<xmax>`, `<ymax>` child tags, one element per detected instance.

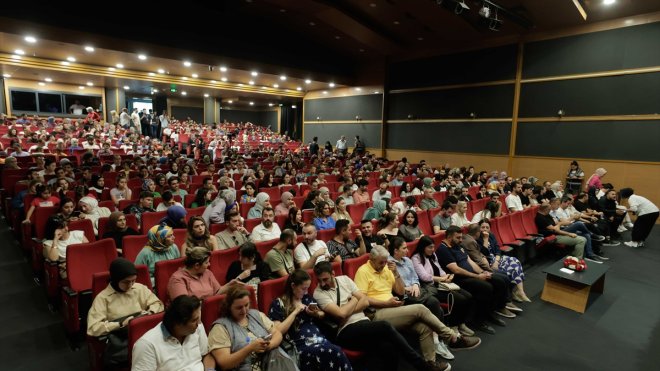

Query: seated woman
<box><xmin>330</xmin><ymin>196</ymin><xmax>353</xmax><ymax>224</ymax></box>
<box><xmin>411</xmin><ymin>236</ymin><xmax>476</xmax><ymax>337</ymax></box>
<box><xmin>225</xmin><ymin>242</ymin><xmax>271</xmax><ymax>293</ymax></box>
<box><xmin>110</xmin><ymin>175</ymin><xmax>132</xmax><ymax>206</ymax></box>
<box><xmin>167</xmin><ymin>246</ymin><xmax>233</xmax><ymax>301</ymax></box>
<box><xmin>363</xmin><ymin>199</ymin><xmax>388</xmax><ymax>221</ymax></box>
<box><xmin>181</xmin><ymin>216</ymin><xmax>218</xmax><ymax>256</ymax></box>
<box><xmin>135</xmin><ymin>224</ymin><xmax>181</xmax><ymax>283</ymax></box>
<box><xmin>319</xmin><ymin>187</ymin><xmax>335</xmax><ymax>208</ymax></box>
<box><xmin>208</xmin><ymin>286</ymin><xmax>287</xmax><ymax>371</ymax></box>
<box><xmin>247</xmin><ymin>192</ymin><xmax>270</xmax><ymax>219</ymax></box>
<box><xmin>313</xmin><ymin>201</ymin><xmax>336</xmax><ymax>231</ymax></box>
<box><xmin>376</xmin><ymin>212</ymin><xmax>402</xmax><ymax>244</ymax></box>
<box><xmin>477</xmin><ymin>220</ymin><xmax>530</xmax><ymax>302</ymax></box>
<box><xmin>240</xmin><ymin>182</ymin><xmax>257</xmax><ymax>204</ymax></box>
<box><xmin>284</xmin><ymin>207</ymin><xmax>304</xmax><ymax>234</ymax></box>
<box><xmin>450</xmin><ymin>201</ymin><xmax>470</xmax><ymax>227</ymax></box>
<box><xmin>43</xmin><ymin>215</ymin><xmax>89</xmax><ymax>279</ymax></box>
<box><xmin>399</xmin><ymin>210</ymin><xmax>424</xmax><ymax>242</ymax></box>
<box><xmin>190</xmin><ymin>187</ymin><xmax>213</xmax><ymax>209</ymax></box>
<box><xmin>302</xmin><ymin>190</ymin><xmax>320</xmax><ymax>210</ymax></box>
<box><xmin>275</xmin><ymin>191</ymin><xmax>294</xmax><ymax>216</ymax></box>
<box><xmin>23</xmin><ymin>184</ymin><xmax>60</xmax><ymax>223</ymax></box>
<box><xmin>56</xmin><ymin>197</ymin><xmax>80</xmax><ymax>222</ymax></box>
<box><xmin>79</xmin><ymin>196</ymin><xmax>112</xmax><ymax>235</ymax></box>
<box><xmin>102</xmin><ymin>211</ymin><xmax>139</xmax><ymax>255</ymax></box>
<box><xmin>268</xmin><ymin>269</ymin><xmax>352</xmax><ymax>371</ymax></box>
<box><xmin>159</xmin><ymin>205</ymin><xmax>187</xmax><ymax>229</ymax></box>
<box><xmin>87</xmin><ymin>258</ymin><xmax>163</xmax><ymax>368</ymax></box>
<box><xmin>202</xmin><ymin>189</ymin><xmax>237</xmax><ymax>225</ymax></box>
<box><xmin>142</xmin><ymin>179</ymin><xmax>161</xmax><ymax>198</ymax></box>
<box><xmin>471</xmin><ymin>200</ymin><xmax>500</xmax><ymax>224</ymax></box>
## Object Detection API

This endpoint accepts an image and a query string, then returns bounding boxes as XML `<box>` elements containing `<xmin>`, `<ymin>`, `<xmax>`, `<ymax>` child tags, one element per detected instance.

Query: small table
<box><xmin>541</xmin><ymin>258</ymin><xmax>609</xmax><ymax>313</ymax></box>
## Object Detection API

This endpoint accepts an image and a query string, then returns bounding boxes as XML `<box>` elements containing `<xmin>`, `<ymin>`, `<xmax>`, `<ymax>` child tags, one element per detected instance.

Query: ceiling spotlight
<box><xmin>183</xmin><ymin>61</ymin><xmax>192</xmax><ymax>67</ymax></box>
<box><xmin>116</xmin><ymin>63</ymin><xmax>124</xmax><ymax>68</ymax></box>
<box><xmin>138</xmin><ymin>54</ymin><xmax>147</xmax><ymax>60</ymax></box>
<box><xmin>14</xmin><ymin>49</ymin><xmax>25</xmax><ymax>55</ymax></box>
<box><xmin>182</xmin><ymin>77</ymin><xmax>188</xmax><ymax>80</ymax></box>
<box><xmin>355</xmin><ymin>87</ymin><xmax>362</xmax><ymax>91</ymax></box>
<box><xmin>268</xmin><ymin>103</ymin><xmax>274</xmax><ymax>107</ymax></box>
<box><xmin>329</xmin><ymin>82</ymin><xmax>335</xmax><ymax>88</ymax></box>
<box><xmin>305</xmin><ymin>79</ymin><xmax>312</xmax><ymax>84</ymax></box>
<box><xmin>84</xmin><ymin>45</ymin><xmax>95</xmax><ymax>52</ymax></box>
<box><xmin>192</xmin><ymin>73</ymin><xmax>198</xmax><ymax>78</ymax></box>
<box><xmin>251</xmin><ymin>71</ymin><xmax>258</xmax><ymax>76</ymax></box>
<box><xmin>280</xmin><ymin>75</ymin><xmax>287</xmax><ymax>81</ymax></box>
<box><xmin>249</xmin><ymin>80</ymin><xmax>255</xmax><ymax>85</ymax></box>
<box><xmin>249</xmin><ymin>102</ymin><xmax>254</xmax><ymax>105</ymax></box>
<box><xmin>44</xmin><ymin>77</ymin><xmax>52</xmax><ymax>82</ymax></box>
<box><xmin>11</xmin><ymin>55</ymin><xmax>21</xmax><ymax>60</ymax></box>
<box><xmin>220</xmin><ymin>66</ymin><xmax>227</xmax><ymax>72</ymax></box>
<box><xmin>221</xmin><ymin>77</ymin><xmax>228</xmax><ymax>82</ymax></box>
<box><xmin>227</xmin><ymin>100</ymin><xmax>233</xmax><ymax>104</ymax></box>
<box><xmin>238</xmin><ymin>83</ymin><xmax>244</xmax><ymax>86</ymax></box>
<box><xmin>2</xmin><ymin>74</ymin><xmax>10</xmax><ymax>78</ymax></box>
<box><xmin>108</xmin><ymin>67</ymin><xmax>115</xmax><ymax>71</ymax></box>
<box><xmin>603</xmin><ymin>0</ymin><xmax>616</xmax><ymax>5</ymax></box>
<box><xmin>67</xmin><ymin>56</ymin><xmax>76</xmax><ymax>62</ymax></box>
<box><xmin>38</xmin><ymin>82</ymin><xmax>45</xmax><ymax>86</ymax></box>
<box><xmin>87</xmin><ymin>82</ymin><xmax>93</xmax><ymax>86</ymax></box>
<box><xmin>148</xmin><ymin>72</ymin><xmax>155</xmax><ymax>76</ymax></box>
<box><xmin>204</xmin><ymin>93</ymin><xmax>209</xmax><ymax>97</ymax></box>
<box><xmin>374</xmin><ymin>91</ymin><xmax>380</xmax><ymax>94</ymax></box>
<box><xmin>24</xmin><ymin>36</ymin><xmax>37</xmax><ymax>43</ymax></box>
<box><xmin>211</xmin><ymin>80</ymin><xmax>217</xmax><ymax>83</ymax></box>
<box><xmin>157</xmin><ymin>69</ymin><xmax>165</xmax><ymax>74</ymax></box>
<box><xmin>123</xmin><ymin>86</ymin><xmax>130</xmax><ymax>90</ymax></box>
<box><xmin>79</xmin><ymin>86</ymin><xmax>85</xmax><ymax>90</ymax></box>
<box><xmin>296</xmin><ymin>86</ymin><xmax>302</xmax><ymax>91</ymax></box>
<box><xmin>182</xmin><ymin>91</ymin><xmax>187</xmax><ymax>95</ymax></box>
<box><xmin>61</xmin><ymin>61</ymin><xmax>70</xmax><ymax>66</ymax></box>
<box><xmin>292</xmin><ymin>105</ymin><xmax>297</xmax><ymax>109</ymax></box>
<box><xmin>273</xmin><ymin>84</ymin><xmax>279</xmax><ymax>88</ymax></box>
<box><xmin>322</xmin><ymin>91</ymin><xmax>328</xmax><ymax>94</ymax></box>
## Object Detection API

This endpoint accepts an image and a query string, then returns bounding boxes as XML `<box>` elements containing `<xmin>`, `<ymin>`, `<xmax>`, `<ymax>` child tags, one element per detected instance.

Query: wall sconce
<box><xmin>469</xmin><ymin>112</ymin><xmax>476</xmax><ymax>119</ymax></box>
<box><xmin>355</xmin><ymin>115</ymin><xmax>361</xmax><ymax>122</ymax></box>
<box><xmin>316</xmin><ymin>116</ymin><xmax>321</xmax><ymax>122</ymax></box>
<box><xmin>407</xmin><ymin>114</ymin><xmax>415</xmax><ymax>120</ymax></box>
<box><xmin>557</xmin><ymin>109</ymin><xmax>565</xmax><ymax>117</ymax></box>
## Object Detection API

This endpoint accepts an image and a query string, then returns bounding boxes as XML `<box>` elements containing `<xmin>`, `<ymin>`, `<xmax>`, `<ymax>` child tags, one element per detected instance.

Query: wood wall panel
<box><xmin>385</xmin><ymin>150</ymin><xmax>509</xmax><ymax>173</ymax></box>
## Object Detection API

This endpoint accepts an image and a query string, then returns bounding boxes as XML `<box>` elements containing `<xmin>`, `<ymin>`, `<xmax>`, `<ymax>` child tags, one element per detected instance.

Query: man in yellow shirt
<box><xmin>354</xmin><ymin>246</ymin><xmax>480</xmax><ymax>364</ymax></box>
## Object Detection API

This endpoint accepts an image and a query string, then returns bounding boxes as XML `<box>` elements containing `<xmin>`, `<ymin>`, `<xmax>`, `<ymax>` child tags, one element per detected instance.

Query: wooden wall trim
<box><xmin>386</xmin><ymin>148</ymin><xmax>509</xmax><ymax>157</ymax></box>
<box><xmin>508</xmin><ymin>42</ymin><xmax>524</xmax><ymax>175</ymax></box>
<box><xmin>514</xmin><ymin>155</ymin><xmax>659</xmax><ymax>166</ymax></box>
<box><xmin>387</xmin><ymin>118</ymin><xmax>511</xmax><ymax>124</ymax></box>
<box><xmin>304</xmin><ymin>86</ymin><xmax>382</xmax><ymax>100</ymax></box>
<box><xmin>518</xmin><ymin>114</ymin><xmax>660</xmax><ymax>122</ymax></box>
<box><xmin>303</xmin><ymin>120</ymin><xmax>381</xmax><ymax>124</ymax></box>
<box><xmin>521</xmin><ymin>65</ymin><xmax>660</xmax><ymax>84</ymax></box>
<box><xmin>389</xmin><ymin>80</ymin><xmax>515</xmax><ymax>94</ymax></box>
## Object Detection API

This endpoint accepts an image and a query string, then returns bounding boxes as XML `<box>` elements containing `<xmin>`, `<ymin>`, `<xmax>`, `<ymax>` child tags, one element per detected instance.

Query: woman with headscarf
<box><xmin>159</xmin><ymin>205</ymin><xmax>187</xmax><ymax>229</ymax></box>
<box><xmin>586</xmin><ymin>168</ymin><xmax>607</xmax><ymax>192</ymax></box>
<box><xmin>79</xmin><ymin>196</ymin><xmax>112</xmax><ymax>235</ymax></box>
<box><xmin>87</xmin><ymin>258</ymin><xmax>163</xmax><ymax>368</ymax></box>
<box><xmin>422</xmin><ymin>177</ymin><xmax>434</xmax><ymax>190</ymax></box>
<box><xmin>318</xmin><ymin>186</ymin><xmax>334</xmax><ymax>208</ymax></box>
<box><xmin>363</xmin><ymin>199</ymin><xmax>388</xmax><ymax>221</ymax></box>
<box><xmin>102</xmin><ymin>211</ymin><xmax>140</xmax><ymax>255</ymax></box>
<box><xmin>89</xmin><ymin>174</ymin><xmax>107</xmax><ymax>198</ymax></box>
<box><xmin>202</xmin><ymin>188</ymin><xmax>237</xmax><ymax>225</ymax></box>
<box><xmin>247</xmin><ymin>192</ymin><xmax>270</xmax><ymax>219</ymax></box>
<box><xmin>274</xmin><ymin>191</ymin><xmax>294</xmax><ymax>216</ymax></box>
<box><xmin>142</xmin><ymin>179</ymin><xmax>161</xmax><ymax>198</ymax></box>
<box><xmin>135</xmin><ymin>224</ymin><xmax>181</xmax><ymax>283</ymax></box>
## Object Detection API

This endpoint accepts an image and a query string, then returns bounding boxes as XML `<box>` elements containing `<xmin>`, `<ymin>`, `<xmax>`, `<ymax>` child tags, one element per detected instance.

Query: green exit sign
<box><xmin>170</xmin><ymin>84</ymin><xmax>177</xmax><ymax>93</ymax></box>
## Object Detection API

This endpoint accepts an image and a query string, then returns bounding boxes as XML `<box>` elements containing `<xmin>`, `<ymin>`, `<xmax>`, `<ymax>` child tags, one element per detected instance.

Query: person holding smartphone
<box><xmin>268</xmin><ymin>269</ymin><xmax>352</xmax><ymax>371</ymax></box>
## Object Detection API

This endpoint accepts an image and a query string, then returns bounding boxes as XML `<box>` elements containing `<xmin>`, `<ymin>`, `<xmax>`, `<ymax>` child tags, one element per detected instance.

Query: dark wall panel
<box><xmin>519</xmin><ymin>72</ymin><xmax>660</xmax><ymax>117</ymax></box>
<box><xmin>172</xmin><ymin>106</ymin><xmax>203</xmax><ymax>123</ymax></box>
<box><xmin>220</xmin><ymin>109</ymin><xmax>277</xmax><ymax>128</ymax></box>
<box><xmin>523</xmin><ymin>22</ymin><xmax>660</xmax><ymax>78</ymax></box>
<box><xmin>516</xmin><ymin>121</ymin><xmax>660</xmax><ymax>161</ymax></box>
<box><xmin>389</xmin><ymin>45</ymin><xmax>517</xmax><ymax>89</ymax></box>
<box><xmin>389</xmin><ymin>84</ymin><xmax>514</xmax><ymax>120</ymax></box>
<box><xmin>387</xmin><ymin>122</ymin><xmax>511</xmax><ymax>154</ymax></box>
<box><xmin>303</xmin><ymin>123</ymin><xmax>381</xmax><ymax>149</ymax></box>
<box><xmin>304</xmin><ymin>95</ymin><xmax>382</xmax><ymax>122</ymax></box>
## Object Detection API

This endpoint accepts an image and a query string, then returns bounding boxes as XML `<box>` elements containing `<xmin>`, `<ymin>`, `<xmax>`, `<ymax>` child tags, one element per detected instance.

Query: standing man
<box><xmin>620</xmin><ymin>188</ymin><xmax>659</xmax><ymax>247</ymax></box>
<box><xmin>309</xmin><ymin>136</ymin><xmax>319</xmax><ymax>156</ymax></box>
<box><xmin>140</xmin><ymin>108</ymin><xmax>150</xmax><ymax>137</ymax></box>
<box><xmin>131</xmin><ymin>108</ymin><xmax>142</xmax><ymax>134</ymax></box>
<box><xmin>336</xmin><ymin>135</ymin><xmax>347</xmax><ymax>156</ymax></box>
<box><xmin>159</xmin><ymin>110</ymin><xmax>170</xmax><ymax>141</ymax></box>
<box><xmin>149</xmin><ymin>109</ymin><xmax>160</xmax><ymax>139</ymax></box>
<box><xmin>119</xmin><ymin>108</ymin><xmax>131</xmax><ymax>129</ymax></box>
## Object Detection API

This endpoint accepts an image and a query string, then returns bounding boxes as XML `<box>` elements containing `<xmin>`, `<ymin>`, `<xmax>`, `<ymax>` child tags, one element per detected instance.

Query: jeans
<box><xmin>563</xmin><ymin>222</ymin><xmax>595</xmax><ymax>257</ymax></box>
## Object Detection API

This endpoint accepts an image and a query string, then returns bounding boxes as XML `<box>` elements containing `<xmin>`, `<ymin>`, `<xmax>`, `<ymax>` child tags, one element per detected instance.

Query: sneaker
<box><xmin>639</xmin><ymin>241</ymin><xmax>645</xmax><ymax>247</ymax></box>
<box><xmin>617</xmin><ymin>225</ymin><xmax>627</xmax><ymax>233</ymax></box>
<box><xmin>505</xmin><ymin>302</ymin><xmax>523</xmax><ymax>313</ymax></box>
<box><xmin>494</xmin><ymin>308</ymin><xmax>516</xmax><ymax>318</ymax></box>
<box><xmin>425</xmin><ymin>360</ymin><xmax>451</xmax><ymax>371</ymax></box>
<box><xmin>458</xmin><ymin>323</ymin><xmax>475</xmax><ymax>336</ymax></box>
<box><xmin>449</xmin><ymin>335</ymin><xmax>481</xmax><ymax>351</ymax></box>
<box><xmin>435</xmin><ymin>341</ymin><xmax>455</xmax><ymax>360</ymax></box>
<box><xmin>624</xmin><ymin>241</ymin><xmax>639</xmax><ymax>248</ymax></box>
<box><xmin>592</xmin><ymin>234</ymin><xmax>606</xmax><ymax>241</ymax></box>
<box><xmin>473</xmin><ymin>322</ymin><xmax>496</xmax><ymax>334</ymax></box>
<box><xmin>625</xmin><ymin>222</ymin><xmax>634</xmax><ymax>229</ymax></box>
<box><xmin>593</xmin><ymin>253</ymin><xmax>609</xmax><ymax>261</ymax></box>
<box><xmin>602</xmin><ymin>240</ymin><xmax>621</xmax><ymax>247</ymax></box>
<box><xmin>585</xmin><ymin>256</ymin><xmax>603</xmax><ymax>264</ymax></box>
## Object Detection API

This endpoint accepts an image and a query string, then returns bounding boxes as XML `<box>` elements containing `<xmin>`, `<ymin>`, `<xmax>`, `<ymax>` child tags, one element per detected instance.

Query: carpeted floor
<box><xmin>1</xmin><ymin>219</ymin><xmax>658</xmax><ymax>371</ymax></box>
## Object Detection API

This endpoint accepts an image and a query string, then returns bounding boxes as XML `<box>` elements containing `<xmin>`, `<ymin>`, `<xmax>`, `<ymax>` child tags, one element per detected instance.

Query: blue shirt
<box><xmin>388</xmin><ymin>256</ymin><xmax>420</xmax><ymax>287</ymax></box>
<box><xmin>313</xmin><ymin>216</ymin><xmax>336</xmax><ymax>231</ymax></box>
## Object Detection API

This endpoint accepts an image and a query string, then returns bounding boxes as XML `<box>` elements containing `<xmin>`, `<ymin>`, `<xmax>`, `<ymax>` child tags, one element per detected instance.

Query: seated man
<box><xmin>436</xmin><ymin>226</ymin><xmax>514</xmax><ymax>334</ymax></box>
<box><xmin>535</xmin><ymin>203</ymin><xmax>586</xmax><ymax>258</ymax></box>
<box><xmin>132</xmin><ymin>295</ymin><xmax>214</xmax><ymax>371</ymax></box>
<box><xmin>550</xmin><ymin>197</ymin><xmax>607</xmax><ymax>262</ymax></box>
<box><xmin>250</xmin><ymin>207</ymin><xmax>282</xmax><ymax>242</ymax></box>
<box><xmin>420</xmin><ymin>187</ymin><xmax>439</xmax><ymax>211</ymax></box>
<box><xmin>294</xmin><ymin>223</ymin><xmax>340</xmax><ymax>269</ymax></box>
<box><xmin>432</xmin><ymin>201</ymin><xmax>454</xmax><ymax>234</ymax></box>
<box><xmin>356</xmin><ymin>218</ymin><xmax>385</xmax><ymax>254</ymax></box>
<box><xmin>372</xmin><ymin>178</ymin><xmax>392</xmax><ymax>203</ymax></box>
<box><xmin>123</xmin><ymin>191</ymin><xmax>155</xmax><ymax>229</ymax></box>
<box><xmin>264</xmin><ymin>229</ymin><xmax>297</xmax><ymax>278</ymax></box>
<box><xmin>327</xmin><ymin>219</ymin><xmax>364</xmax><ymax>260</ymax></box>
<box><xmin>505</xmin><ymin>181</ymin><xmax>524</xmax><ymax>213</ymax></box>
<box><xmin>355</xmin><ymin>246</ymin><xmax>480</xmax><ymax>364</ymax></box>
<box><xmin>352</xmin><ymin>179</ymin><xmax>371</xmax><ymax>204</ymax></box>
<box><xmin>520</xmin><ymin>184</ymin><xmax>534</xmax><ymax>208</ymax></box>
<box><xmin>598</xmin><ymin>189</ymin><xmax>627</xmax><ymax>237</ymax></box>
<box><xmin>313</xmin><ymin>261</ymin><xmax>451</xmax><ymax>371</ymax></box>
<box><xmin>215</xmin><ymin>212</ymin><xmax>249</xmax><ymax>250</ymax></box>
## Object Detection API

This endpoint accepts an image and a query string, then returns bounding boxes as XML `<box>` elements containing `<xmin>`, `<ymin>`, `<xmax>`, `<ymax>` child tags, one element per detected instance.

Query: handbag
<box><xmin>436</xmin><ymin>282</ymin><xmax>461</xmax><ymax>291</ymax></box>
<box><xmin>101</xmin><ymin>327</ymin><xmax>129</xmax><ymax>368</ymax></box>
<box><xmin>257</xmin><ymin>346</ymin><xmax>300</xmax><ymax>371</ymax></box>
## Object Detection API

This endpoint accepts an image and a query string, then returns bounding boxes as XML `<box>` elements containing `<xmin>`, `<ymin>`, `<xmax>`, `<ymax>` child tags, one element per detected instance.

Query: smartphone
<box><xmin>307</xmin><ymin>302</ymin><xmax>320</xmax><ymax>311</ymax></box>
<box><xmin>261</xmin><ymin>333</ymin><xmax>273</xmax><ymax>341</ymax></box>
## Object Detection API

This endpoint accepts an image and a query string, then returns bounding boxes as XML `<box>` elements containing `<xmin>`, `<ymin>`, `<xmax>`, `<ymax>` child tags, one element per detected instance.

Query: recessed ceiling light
<box><xmin>78</xmin><ymin>86</ymin><xmax>85</xmax><ymax>90</ymax></box>
<box><xmin>183</xmin><ymin>61</ymin><xmax>192</xmax><ymax>67</ymax></box>
<box><xmin>249</xmin><ymin>80</ymin><xmax>255</xmax><ymax>85</ymax></box>
<box><xmin>67</xmin><ymin>56</ymin><xmax>76</xmax><ymax>62</ymax></box>
<box><xmin>61</xmin><ymin>61</ymin><xmax>70</xmax><ymax>66</ymax></box>
<box><xmin>148</xmin><ymin>72</ymin><xmax>155</xmax><ymax>76</ymax></box>
<box><xmin>374</xmin><ymin>91</ymin><xmax>379</xmax><ymax>94</ymax></box>
<box><xmin>309</xmin><ymin>21</ymin><xmax>316</xmax><ymax>26</ymax></box>
<box><xmin>251</xmin><ymin>71</ymin><xmax>258</xmax><ymax>76</ymax></box>
<box><xmin>14</xmin><ymin>49</ymin><xmax>25</xmax><ymax>55</ymax></box>
<box><xmin>211</xmin><ymin>80</ymin><xmax>217</xmax><ymax>83</ymax></box>
<box><xmin>228</xmin><ymin>100</ymin><xmax>233</xmax><ymax>104</ymax></box>
<box><xmin>138</xmin><ymin>54</ymin><xmax>147</xmax><ymax>60</ymax></box>
<box><xmin>355</xmin><ymin>87</ymin><xmax>362</xmax><ymax>91</ymax></box>
<box><xmin>181</xmin><ymin>91</ymin><xmax>187</xmax><ymax>96</ymax></box>
<box><xmin>44</xmin><ymin>77</ymin><xmax>52</xmax><ymax>82</ymax></box>
<box><xmin>329</xmin><ymin>82</ymin><xmax>335</xmax><ymax>88</ymax></box>
<box><xmin>108</xmin><ymin>67</ymin><xmax>116</xmax><ymax>71</ymax></box>
<box><xmin>220</xmin><ymin>66</ymin><xmax>227</xmax><ymax>72</ymax></box>
<box><xmin>221</xmin><ymin>77</ymin><xmax>228</xmax><ymax>82</ymax></box>
<box><xmin>192</xmin><ymin>73</ymin><xmax>198</xmax><ymax>78</ymax></box>
<box><xmin>123</xmin><ymin>86</ymin><xmax>130</xmax><ymax>90</ymax></box>
<box><xmin>603</xmin><ymin>0</ymin><xmax>616</xmax><ymax>5</ymax></box>
<box><xmin>24</xmin><ymin>36</ymin><xmax>37</xmax><ymax>43</ymax></box>
<box><xmin>268</xmin><ymin>103</ymin><xmax>274</xmax><ymax>107</ymax></box>
<box><xmin>393</xmin><ymin>20</ymin><xmax>400</xmax><ymax>25</ymax></box>
<box><xmin>417</xmin><ymin>37</ymin><xmax>424</xmax><ymax>41</ymax></box>
<box><xmin>86</xmin><ymin>82</ymin><xmax>93</xmax><ymax>86</ymax></box>
<box><xmin>2</xmin><ymin>74</ymin><xmax>10</xmax><ymax>78</ymax></box>
<box><xmin>249</xmin><ymin>102</ymin><xmax>254</xmax><ymax>105</ymax></box>
<box><xmin>292</xmin><ymin>105</ymin><xmax>297</xmax><ymax>108</ymax></box>
<box><xmin>38</xmin><ymin>82</ymin><xmax>45</xmax><ymax>86</ymax></box>
<box><xmin>322</xmin><ymin>91</ymin><xmax>328</xmax><ymax>94</ymax></box>
<box><xmin>238</xmin><ymin>83</ymin><xmax>244</xmax><ymax>86</ymax></box>
<box><xmin>116</xmin><ymin>63</ymin><xmax>124</xmax><ymax>68</ymax></box>
<box><xmin>84</xmin><ymin>45</ymin><xmax>95</xmax><ymax>52</ymax></box>
<box><xmin>273</xmin><ymin>84</ymin><xmax>279</xmax><ymax>88</ymax></box>
<box><xmin>157</xmin><ymin>69</ymin><xmax>165</xmax><ymax>74</ymax></box>
<box><xmin>296</xmin><ymin>86</ymin><xmax>302</xmax><ymax>91</ymax></box>
<box><xmin>280</xmin><ymin>75</ymin><xmax>287</xmax><ymax>81</ymax></box>
<box><xmin>305</xmin><ymin>79</ymin><xmax>312</xmax><ymax>84</ymax></box>
<box><xmin>11</xmin><ymin>55</ymin><xmax>22</xmax><ymax>60</ymax></box>
<box><xmin>369</xmin><ymin>3</ymin><xmax>377</xmax><ymax>7</ymax></box>
<box><xmin>182</xmin><ymin>77</ymin><xmax>189</xmax><ymax>80</ymax></box>
<box><xmin>204</xmin><ymin>93</ymin><xmax>209</xmax><ymax>98</ymax></box>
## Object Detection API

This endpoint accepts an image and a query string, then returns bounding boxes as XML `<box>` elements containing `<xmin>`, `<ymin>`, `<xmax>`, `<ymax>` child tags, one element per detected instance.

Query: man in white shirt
<box><xmin>132</xmin><ymin>295</ymin><xmax>215</xmax><ymax>371</ymax></box>
<box><xmin>336</xmin><ymin>135</ymin><xmax>347</xmax><ymax>155</ymax></box>
<box><xmin>372</xmin><ymin>178</ymin><xmax>392</xmax><ymax>203</ymax></box>
<box><xmin>119</xmin><ymin>108</ymin><xmax>131</xmax><ymax>129</ymax></box>
<box><xmin>620</xmin><ymin>188</ymin><xmax>659</xmax><ymax>247</ymax></box>
<box><xmin>159</xmin><ymin>111</ymin><xmax>170</xmax><ymax>132</ymax></box>
<box><xmin>505</xmin><ymin>181</ymin><xmax>524</xmax><ymax>212</ymax></box>
<box><xmin>131</xmin><ymin>108</ymin><xmax>142</xmax><ymax>134</ymax></box>
<box><xmin>250</xmin><ymin>207</ymin><xmax>282</xmax><ymax>242</ymax></box>
<box><xmin>294</xmin><ymin>223</ymin><xmax>339</xmax><ymax>269</ymax></box>
<box><xmin>69</xmin><ymin>100</ymin><xmax>85</xmax><ymax>115</ymax></box>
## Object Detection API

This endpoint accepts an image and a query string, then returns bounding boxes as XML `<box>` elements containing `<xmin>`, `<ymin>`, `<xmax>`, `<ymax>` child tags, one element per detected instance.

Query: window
<box><xmin>64</xmin><ymin>94</ymin><xmax>102</xmax><ymax>115</ymax></box>
<box><xmin>10</xmin><ymin>91</ymin><xmax>37</xmax><ymax>112</ymax></box>
<box><xmin>38</xmin><ymin>93</ymin><xmax>63</xmax><ymax>113</ymax></box>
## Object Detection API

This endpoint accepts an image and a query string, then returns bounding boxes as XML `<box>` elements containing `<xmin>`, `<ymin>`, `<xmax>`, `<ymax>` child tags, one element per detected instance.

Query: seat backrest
<box><xmin>123</xmin><ymin>235</ymin><xmax>148</xmax><ymax>262</ymax></box>
<box><xmin>257</xmin><ymin>276</ymin><xmax>288</xmax><ymax>313</ymax></box>
<box><xmin>68</xmin><ymin>218</ymin><xmax>96</xmax><ymax>241</ymax></box>
<box><xmin>406</xmin><ymin>239</ymin><xmax>420</xmax><ymax>257</ymax></box>
<box><xmin>260</xmin><ymin>187</ymin><xmax>280</xmax><ymax>201</ymax></box>
<box><xmin>240</xmin><ymin>202</ymin><xmax>255</xmax><ymax>220</ymax></box>
<box><xmin>342</xmin><ymin>254</ymin><xmax>369</xmax><ymax>280</ymax></box>
<box><xmin>66</xmin><ymin>238</ymin><xmax>119</xmax><ymax>293</ymax></box>
<box><xmin>255</xmin><ymin>239</ymin><xmax>279</xmax><ymax>258</ymax></box>
<box><xmin>98</xmin><ymin>200</ymin><xmax>116</xmax><ymax>212</ymax></box>
<box><xmin>302</xmin><ymin>210</ymin><xmax>314</xmax><ymax>223</ymax></box>
<box><xmin>317</xmin><ymin>229</ymin><xmax>335</xmax><ymax>242</ymax></box>
<box><xmin>509</xmin><ymin>212</ymin><xmax>527</xmax><ymax>239</ymax></box>
<box><xmin>416</xmin><ymin>210</ymin><xmax>432</xmax><ymax>235</ymax></box>
<box><xmin>431</xmin><ymin>232</ymin><xmax>446</xmax><ymax>249</ymax></box>
<box><xmin>140</xmin><ymin>211</ymin><xmax>167</xmax><ymax>234</ymax></box>
<box><xmin>127</xmin><ymin>312</ymin><xmax>165</xmax><ymax>364</ymax></box>
<box><xmin>185</xmin><ymin>207</ymin><xmax>205</xmax><ymax>221</ymax></box>
<box><xmin>97</xmin><ymin>214</ymin><xmax>139</xmax><ymax>239</ymax></box>
<box><xmin>347</xmin><ymin>203</ymin><xmax>367</xmax><ymax>224</ymax></box>
<box><xmin>489</xmin><ymin>217</ymin><xmax>506</xmax><ymax>247</ymax></box>
<box><xmin>209</xmin><ymin>247</ymin><xmax>240</xmax><ymax>285</ymax></box>
<box><xmin>521</xmin><ymin>207</ymin><xmax>539</xmax><ymax>235</ymax></box>
<box><xmin>432</xmin><ymin>191</ymin><xmax>447</xmax><ymax>205</ymax></box>
<box><xmin>210</xmin><ymin>223</ymin><xmax>228</xmax><ymax>235</ymax></box>
<box><xmin>91</xmin><ymin>265</ymin><xmax>151</xmax><ymax>298</ymax></box>
<box><xmin>173</xmin><ymin>228</ymin><xmax>187</xmax><ymax>249</ymax></box>
<box><xmin>201</xmin><ymin>286</ymin><xmax>257</xmax><ymax>333</ymax></box>
<box><xmin>275</xmin><ymin>214</ymin><xmax>288</xmax><ymax>229</ymax></box>
<box><xmin>154</xmin><ymin>257</ymin><xmax>185</xmax><ymax>303</ymax></box>
<box><xmin>244</xmin><ymin>218</ymin><xmax>261</xmax><ymax>233</ymax></box>
<box><xmin>33</xmin><ymin>206</ymin><xmax>59</xmax><ymax>240</ymax></box>
<box><xmin>495</xmin><ymin>215</ymin><xmax>516</xmax><ymax>244</ymax></box>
